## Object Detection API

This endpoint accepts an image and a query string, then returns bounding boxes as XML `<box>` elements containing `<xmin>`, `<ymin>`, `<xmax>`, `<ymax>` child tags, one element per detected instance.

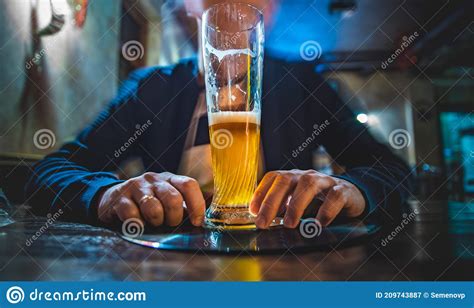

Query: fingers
<box><xmin>250</xmin><ymin>172</ymin><xmax>277</xmax><ymax>215</ymax></box>
<box><xmin>152</xmin><ymin>181</ymin><xmax>184</xmax><ymax>227</ymax></box>
<box><xmin>131</xmin><ymin>187</ymin><xmax>164</xmax><ymax>227</ymax></box>
<box><xmin>255</xmin><ymin>173</ymin><xmax>296</xmax><ymax>229</ymax></box>
<box><xmin>113</xmin><ymin>196</ymin><xmax>142</xmax><ymax>223</ymax></box>
<box><xmin>99</xmin><ymin>172</ymin><xmax>203</xmax><ymax>228</ymax></box>
<box><xmin>169</xmin><ymin>175</ymin><xmax>206</xmax><ymax>226</ymax></box>
<box><xmin>316</xmin><ymin>185</ymin><xmax>346</xmax><ymax>226</ymax></box>
<box><xmin>125</xmin><ymin>179</ymin><xmax>164</xmax><ymax>227</ymax></box>
<box><xmin>284</xmin><ymin>173</ymin><xmax>335</xmax><ymax>228</ymax></box>
<box><xmin>144</xmin><ymin>172</ymin><xmax>205</xmax><ymax>226</ymax></box>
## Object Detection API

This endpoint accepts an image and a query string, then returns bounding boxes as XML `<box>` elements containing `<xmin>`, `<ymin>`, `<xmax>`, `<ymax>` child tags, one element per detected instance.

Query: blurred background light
<box><xmin>356</xmin><ymin>113</ymin><xmax>368</xmax><ymax>123</ymax></box>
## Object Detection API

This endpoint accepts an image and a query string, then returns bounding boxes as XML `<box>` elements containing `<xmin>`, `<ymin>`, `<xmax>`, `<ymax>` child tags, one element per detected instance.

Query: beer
<box><xmin>209</xmin><ymin>112</ymin><xmax>260</xmax><ymax>206</ymax></box>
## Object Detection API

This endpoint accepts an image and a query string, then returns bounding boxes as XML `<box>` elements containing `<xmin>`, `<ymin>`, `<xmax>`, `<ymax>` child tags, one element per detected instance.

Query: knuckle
<box><xmin>123</xmin><ymin>179</ymin><xmax>141</xmax><ymax>191</ymax></box>
<box><xmin>300</xmin><ymin>173</ymin><xmax>316</xmax><ymax>187</ymax></box>
<box><xmin>331</xmin><ymin>186</ymin><xmax>343</xmax><ymax>197</ymax></box>
<box><xmin>114</xmin><ymin>196</ymin><xmax>130</xmax><ymax>208</ymax></box>
<box><xmin>159</xmin><ymin>172</ymin><xmax>173</xmax><ymax>180</ymax></box>
<box><xmin>118</xmin><ymin>182</ymin><xmax>131</xmax><ymax>193</ymax></box>
<box><xmin>265</xmin><ymin>171</ymin><xmax>277</xmax><ymax>180</ymax></box>
<box><xmin>314</xmin><ymin>174</ymin><xmax>330</xmax><ymax>186</ymax></box>
<box><xmin>276</xmin><ymin>174</ymin><xmax>292</xmax><ymax>186</ymax></box>
<box><xmin>318</xmin><ymin>172</ymin><xmax>333</xmax><ymax>181</ymax></box>
<box><xmin>142</xmin><ymin>172</ymin><xmax>156</xmax><ymax>181</ymax></box>
<box><xmin>274</xmin><ymin>175</ymin><xmax>292</xmax><ymax>189</ymax></box>
<box><xmin>331</xmin><ymin>186</ymin><xmax>346</xmax><ymax>203</ymax></box>
<box><xmin>304</xmin><ymin>169</ymin><xmax>317</xmax><ymax>176</ymax></box>
<box><xmin>107</xmin><ymin>186</ymin><xmax>123</xmax><ymax>200</ymax></box>
<box><xmin>327</xmin><ymin>176</ymin><xmax>337</xmax><ymax>185</ymax></box>
<box><xmin>181</xmin><ymin>178</ymin><xmax>198</xmax><ymax>190</ymax></box>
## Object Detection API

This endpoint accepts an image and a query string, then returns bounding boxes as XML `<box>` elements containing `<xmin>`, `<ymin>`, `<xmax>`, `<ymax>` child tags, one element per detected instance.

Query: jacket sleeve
<box><xmin>311</xmin><ymin>74</ymin><xmax>414</xmax><ymax>224</ymax></box>
<box><xmin>25</xmin><ymin>70</ymin><xmax>149</xmax><ymax>224</ymax></box>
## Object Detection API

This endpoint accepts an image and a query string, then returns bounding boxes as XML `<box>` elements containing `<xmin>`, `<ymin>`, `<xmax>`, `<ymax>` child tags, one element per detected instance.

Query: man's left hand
<box><xmin>250</xmin><ymin>170</ymin><xmax>366</xmax><ymax>229</ymax></box>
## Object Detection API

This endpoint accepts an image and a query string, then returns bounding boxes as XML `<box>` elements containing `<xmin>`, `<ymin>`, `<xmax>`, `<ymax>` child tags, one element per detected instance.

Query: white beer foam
<box><xmin>208</xmin><ymin>111</ymin><xmax>260</xmax><ymax>126</ymax></box>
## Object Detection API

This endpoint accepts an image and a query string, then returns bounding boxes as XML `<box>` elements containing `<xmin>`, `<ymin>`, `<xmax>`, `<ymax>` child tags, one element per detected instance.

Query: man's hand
<box><xmin>97</xmin><ymin>172</ymin><xmax>206</xmax><ymax>227</ymax></box>
<box><xmin>250</xmin><ymin>170</ymin><xmax>366</xmax><ymax>229</ymax></box>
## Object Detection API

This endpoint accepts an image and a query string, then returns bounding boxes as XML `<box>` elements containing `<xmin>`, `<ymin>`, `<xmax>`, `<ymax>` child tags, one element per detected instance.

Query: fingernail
<box><xmin>315</xmin><ymin>215</ymin><xmax>325</xmax><ymax>227</ymax></box>
<box><xmin>255</xmin><ymin>216</ymin><xmax>266</xmax><ymax>228</ymax></box>
<box><xmin>193</xmin><ymin>216</ymin><xmax>204</xmax><ymax>226</ymax></box>
<box><xmin>283</xmin><ymin>216</ymin><xmax>293</xmax><ymax>228</ymax></box>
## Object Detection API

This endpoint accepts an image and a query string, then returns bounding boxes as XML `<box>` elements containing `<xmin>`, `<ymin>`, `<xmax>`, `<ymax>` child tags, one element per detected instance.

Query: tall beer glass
<box><xmin>202</xmin><ymin>3</ymin><xmax>264</xmax><ymax>229</ymax></box>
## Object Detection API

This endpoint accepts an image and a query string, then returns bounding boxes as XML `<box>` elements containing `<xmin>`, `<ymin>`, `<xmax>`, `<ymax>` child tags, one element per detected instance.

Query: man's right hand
<box><xmin>97</xmin><ymin>172</ymin><xmax>206</xmax><ymax>227</ymax></box>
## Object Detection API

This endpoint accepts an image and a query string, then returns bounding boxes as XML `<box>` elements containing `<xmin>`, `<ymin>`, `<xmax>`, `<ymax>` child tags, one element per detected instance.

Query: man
<box><xmin>26</xmin><ymin>0</ymin><xmax>413</xmax><ymax>230</ymax></box>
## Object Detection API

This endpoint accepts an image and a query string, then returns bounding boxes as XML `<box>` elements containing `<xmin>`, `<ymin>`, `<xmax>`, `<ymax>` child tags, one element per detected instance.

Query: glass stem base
<box><xmin>204</xmin><ymin>204</ymin><xmax>256</xmax><ymax>230</ymax></box>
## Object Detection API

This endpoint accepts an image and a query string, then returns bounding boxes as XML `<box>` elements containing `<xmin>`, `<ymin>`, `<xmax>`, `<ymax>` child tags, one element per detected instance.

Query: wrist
<box><xmin>93</xmin><ymin>182</ymin><xmax>122</xmax><ymax>224</ymax></box>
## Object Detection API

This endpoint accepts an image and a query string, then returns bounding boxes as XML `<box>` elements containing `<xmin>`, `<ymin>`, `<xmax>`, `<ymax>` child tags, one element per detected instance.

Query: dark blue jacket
<box><xmin>25</xmin><ymin>57</ymin><xmax>413</xmax><ymax>224</ymax></box>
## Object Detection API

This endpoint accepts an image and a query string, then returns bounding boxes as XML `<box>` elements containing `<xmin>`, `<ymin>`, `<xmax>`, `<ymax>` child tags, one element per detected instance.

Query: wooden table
<box><xmin>0</xmin><ymin>199</ymin><xmax>473</xmax><ymax>281</ymax></box>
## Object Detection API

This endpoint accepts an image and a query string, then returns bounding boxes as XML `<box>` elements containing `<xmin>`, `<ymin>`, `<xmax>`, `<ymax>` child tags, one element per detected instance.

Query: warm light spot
<box><xmin>356</xmin><ymin>113</ymin><xmax>368</xmax><ymax>123</ymax></box>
